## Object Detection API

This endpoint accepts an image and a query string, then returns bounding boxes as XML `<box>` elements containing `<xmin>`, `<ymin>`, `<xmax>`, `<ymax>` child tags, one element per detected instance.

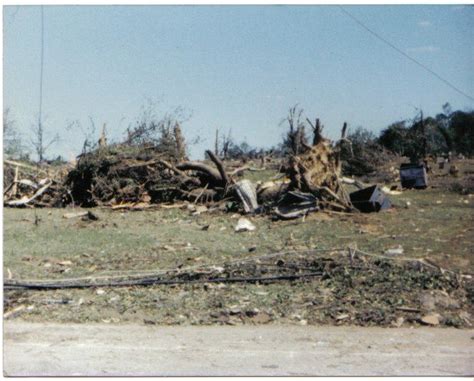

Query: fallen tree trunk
<box><xmin>205</xmin><ymin>150</ymin><xmax>230</xmax><ymax>187</ymax></box>
<box><xmin>158</xmin><ymin>159</ymin><xmax>201</xmax><ymax>186</ymax></box>
<box><xmin>6</xmin><ymin>181</ymin><xmax>52</xmax><ymax>207</ymax></box>
<box><xmin>176</xmin><ymin>161</ymin><xmax>222</xmax><ymax>183</ymax></box>
<box><xmin>4</xmin><ymin>272</ymin><xmax>323</xmax><ymax>290</ymax></box>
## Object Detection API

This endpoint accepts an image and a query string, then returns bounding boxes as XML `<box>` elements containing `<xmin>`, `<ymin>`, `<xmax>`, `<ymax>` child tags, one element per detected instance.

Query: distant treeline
<box><xmin>3</xmin><ymin>103</ymin><xmax>473</xmax><ymax>165</ymax></box>
<box><xmin>226</xmin><ymin>104</ymin><xmax>474</xmax><ymax>163</ymax></box>
<box><xmin>341</xmin><ymin>104</ymin><xmax>474</xmax><ymax>176</ymax></box>
<box><xmin>378</xmin><ymin>105</ymin><xmax>474</xmax><ymax>159</ymax></box>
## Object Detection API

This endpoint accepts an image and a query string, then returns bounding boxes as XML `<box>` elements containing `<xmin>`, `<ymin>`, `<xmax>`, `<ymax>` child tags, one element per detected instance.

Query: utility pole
<box><xmin>37</xmin><ymin>5</ymin><xmax>45</xmax><ymax>162</ymax></box>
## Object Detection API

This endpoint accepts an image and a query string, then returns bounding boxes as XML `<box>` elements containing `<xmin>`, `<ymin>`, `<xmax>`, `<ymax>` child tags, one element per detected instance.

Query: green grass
<box><xmin>3</xmin><ymin>187</ymin><xmax>473</xmax><ymax>325</ymax></box>
<box><xmin>241</xmin><ymin>168</ymin><xmax>280</xmax><ymax>183</ymax></box>
<box><xmin>5</xmin><ymin>189</ymin><xmax>473</xmax><ymax>280</ymax></box>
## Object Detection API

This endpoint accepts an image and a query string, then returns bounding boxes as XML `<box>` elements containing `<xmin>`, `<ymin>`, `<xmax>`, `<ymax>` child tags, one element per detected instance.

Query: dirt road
<box><xmin>4</xmin><ymin>322</ymin><xmax>473</xmax><ymax>376</ymax></box>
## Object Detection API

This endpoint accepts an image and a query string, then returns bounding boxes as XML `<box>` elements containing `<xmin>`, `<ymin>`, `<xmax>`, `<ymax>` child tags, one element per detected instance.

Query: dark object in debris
<box><xmin>274</xmin><ymin>191</ymin><xmax>319</xmax><ymax>219</ymax></box>
<box><xmin>82</xmin><ymin>211</ymin><xmax>99</xmax><ymax>221</ymax></box>
<box><xmin>42</xmin><ymin>298</ymin><xmax>72</xmax><ymax>305</ymax></box>
<box><xmin>349</xmin><ymin>185</ymin><xmax>391</xmax><ymax>213</ymax></box>
<box><xmin>399</xmin><ymin>163</ymin><xmax>428</xmax><ymax>189</ymax></box>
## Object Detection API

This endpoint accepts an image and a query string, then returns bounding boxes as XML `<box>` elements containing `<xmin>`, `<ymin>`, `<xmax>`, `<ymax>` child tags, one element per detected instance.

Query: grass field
<box><xmin>4</xmin><ymin>182</ymin><xmax>473</xmax><ymax>326</ymax></box>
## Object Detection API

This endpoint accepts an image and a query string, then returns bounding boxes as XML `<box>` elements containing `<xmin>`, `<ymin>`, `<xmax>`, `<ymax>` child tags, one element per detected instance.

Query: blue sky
<box><xmin>3</xmin><ymin>5</ymin><xmax>474</xmax><ymax>160</ymax></box>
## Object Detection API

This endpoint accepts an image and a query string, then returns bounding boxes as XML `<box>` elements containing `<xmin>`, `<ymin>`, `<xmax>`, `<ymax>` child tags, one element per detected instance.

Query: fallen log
<box><xmin>4</xmin><ymin>271</ymin><xmax>323</xmax><ymax>290</ymax></box>
<box><xmin>158</xmin><ymin>159</ymin><xmax>201</xmax><ymax>186</ymax></box>
<box><xmin>6</xmin><ymin>181</ymin><xmax>52</xmax><ymax>207</ymax></box>
<box><xmin>205</xmin><ymin>150</ymin><xmax>230</xmax><ymax>187</ymax></box>
<box><xmin>176</xmin><ymin>161</ymin><xmax>222</xmax><ymax>183</ymax></box>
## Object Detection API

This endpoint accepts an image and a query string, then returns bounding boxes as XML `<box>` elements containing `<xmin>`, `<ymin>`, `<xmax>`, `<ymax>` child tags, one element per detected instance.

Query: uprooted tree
<box><xmin>258</xmin><ymin>115</ymin><xmax>355</xmax><ymax>215</ymax></box>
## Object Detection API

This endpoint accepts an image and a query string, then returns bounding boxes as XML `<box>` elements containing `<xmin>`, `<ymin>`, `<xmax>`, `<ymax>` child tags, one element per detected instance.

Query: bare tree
<box><xmin>221</xmin><ymin>129</ymin><xmax>232</xmax><ymax>160</ymax></box>
<box><xmin>281</xmin><ymin>105</ymin><xmax>310</xmax><ymax>155</ymax></box>
<box><xmin>306</xmin><ymin>117</ymin><xmax>324</xmax><ymax>145</ymax></box>
<box><xmin>31</xmin><ymin>117</ymin><xmax>59</xmax><ymax>163</ymax></box>
<box><xmin>65</xmin><ymin>116</ymin><xmax>99</xmax><ymax>154</ymax></box>
<box><xmin>124</xmin><ymin>102</ymin><xmax>191</xmax><ymax>162</ymax></box>
<box><xmin>3</xmin><ymin>108</ymin><xmax>27</xmax><ymax>159</ymax></box>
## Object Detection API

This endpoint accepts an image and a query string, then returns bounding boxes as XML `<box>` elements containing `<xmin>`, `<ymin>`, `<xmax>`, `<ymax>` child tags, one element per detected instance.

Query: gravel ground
<box><xmin>4</xmin><ymin>322</ymin><xmax>474</xmax><ymax>376</ymax></box>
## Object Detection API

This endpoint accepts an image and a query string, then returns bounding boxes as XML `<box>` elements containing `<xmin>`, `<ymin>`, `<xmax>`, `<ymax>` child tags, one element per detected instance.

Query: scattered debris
<box><xmin>3</xmin><ymin>161</ymin><xmax>70</xmax><ymax>207</ymax></box>
<box><xmin>400</xmin><ymin>163</ymin><xmax>428</xmax><ymax>189</ymax></box>
<box><xmin>420</xmin><ymin>290</ymin><xmax>460</xmax><ymax>311</ymax></box>
<box><xmin>349</xmin><ymin>185</ymin><xmax>391</xmax><ymax>213</ymax></box>
<box><xmin>420</xmin><ymin>313</ymin><xmax>440</xmax><ymax>326</ymax></box>
<box><xmin>192</xmin><ymin>205</ymin><xmax>208</xmax><ymax>215</ymax></box>
<box><xmin>82</xmin><ymin>211</ymin><xmax>99</xmax><ymax>221</ymax></box>
<box><xmin>395</xmin><ymin>306</ymin><xmax>420</xmax><ymax>313</ymax></box>
<box><xmin>6</xmin><ymin>180</ymin><xmax>53</xmax><ymax>207</ymax></box>
<box><xmin>4</xmin><ymin>248</ymin><xmax>473</xmax><ymax>328</ymax></box>
<box><xmin>274</xmin><ymin>191</ymin><xmax>319</xmax><ymax>219</ymax></box>
<box><xmin>57</xmin><ymin>260</ymin><xmax>73</xmax><ymax>266</ymax></box>
<box><xmin>392</xmin><ymin>316</ymin><xmax>405</xmax><ymax>327</ymax></box>
<box><xmin>235</xmin><ymin>218</ymin><xmax>256</xmax><ymax>232</ymax></box>
<box><xmin>385</xmin><ymin>245</ymin><xmax>404</xmax><ymax>256</ymax></box>
<box><xmin>63</xmin><ymin>211</ymin><xmax>89</xmax><ymax>219</ymax></box>
<box><xmin>235</xmin><ymin>179</ymin><xmax>259</xmax><ymax>214</ymax></box>
<box><xmin>5</xmin><ymin>120</ymin><xmax>396</xmax><ymax>221</ymax></box>
<box><xmin>4</xmin><ymin>305</ymin><xmax>26</xmax><ymax>319</ymax></box>
<box><xmin>381</xmin><ymin>186</ymin><xmax>402</xmax><ymax>195</ymax></box>
<box><xmin>250</xmin><ymin>311</ymin><xmax>272</xmax><ymax>324</ymax></box>
<box><xmin>449</xmin><ymin>164</ymin><xmax>459</xmax><ymax>177</ymax></box>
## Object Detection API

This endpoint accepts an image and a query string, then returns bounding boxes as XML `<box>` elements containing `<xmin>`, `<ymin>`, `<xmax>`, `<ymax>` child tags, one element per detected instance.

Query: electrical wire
<box><xmin>38</xmin><ymin>6</ymin><xmax>44</xmax><ymax>136</ymax></box>
<box><xmin>339</xmin><ymin>6</ymin><xmax>474</xmax><ymax>102</ymax></box>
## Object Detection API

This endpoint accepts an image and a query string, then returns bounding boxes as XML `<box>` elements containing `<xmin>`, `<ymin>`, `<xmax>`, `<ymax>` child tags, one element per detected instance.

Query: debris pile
<box><xmin>4</xmin><ymin>118</ymin><xmax>394</xmax><ymax>217</ymax></box>
<box><xmin>65</xmin><ymin>142</ymin><xmax>249</xmax><ymax>207</ymax></box>
<box><xmin>65</xmin><ymin>144</ymin><xmax>181</xmax><ymax>206</ymax></box>
<box><xmin>264</xmin><ymin>122</ymin><xmax>360</xmax><ymax>217</ymax></box>
<box><xmin>341</xmin><ymin>138</ymin><xmax>395</xmax><ymax>178</ymax></box>
<box><xmin>3</xmin><ymin>160</ymin><xmax>69</xmax><ymax>207</ymax></box>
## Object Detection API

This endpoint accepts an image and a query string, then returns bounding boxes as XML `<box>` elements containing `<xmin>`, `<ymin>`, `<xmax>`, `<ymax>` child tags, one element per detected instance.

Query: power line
<box><xmin>339</xmin><ymin>6</ymin><xmax>474</xmax><ymax>102</ymax></box>
<box><xmin>38</xmin><ymin>6</ymin><xmax>44</xmax><ymax>133</ymax></box>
